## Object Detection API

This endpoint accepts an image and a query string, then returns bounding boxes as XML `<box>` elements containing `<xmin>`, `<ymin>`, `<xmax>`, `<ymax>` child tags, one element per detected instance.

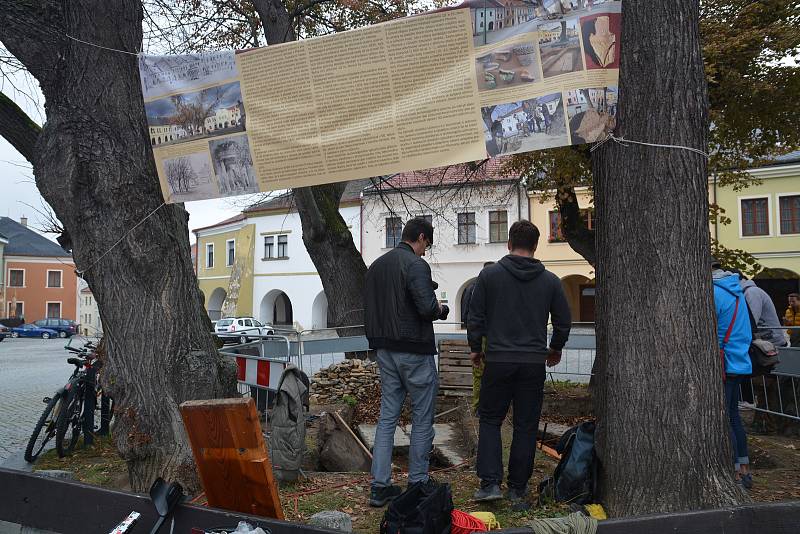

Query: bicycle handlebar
<box><xmin>66</xmin><ymin>357</ymin><xmax>86</xmax><ymax>367</ymax></box>
<box><xmin>65</xmin><ymin>346</ymin><xmax>87</xmax><ymax>354</ymax></box>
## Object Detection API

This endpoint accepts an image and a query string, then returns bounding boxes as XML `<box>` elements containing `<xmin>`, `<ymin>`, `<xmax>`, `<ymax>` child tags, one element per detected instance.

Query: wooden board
<box><xmin>180</xmin><ymin>397</ymin><xmax>284</xmax><ymax>520</ymax></box>
<box><xmin>438</xmin><ymin>340</ymin><xmax>475</xmax><ymax>394</ymax></box>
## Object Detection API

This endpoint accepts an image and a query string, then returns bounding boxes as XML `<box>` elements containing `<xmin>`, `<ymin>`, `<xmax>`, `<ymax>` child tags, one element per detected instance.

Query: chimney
<box><xmin>20</xmin><ymin>216</ymin><xmax>27</xmax><ymax>227</ymax></box>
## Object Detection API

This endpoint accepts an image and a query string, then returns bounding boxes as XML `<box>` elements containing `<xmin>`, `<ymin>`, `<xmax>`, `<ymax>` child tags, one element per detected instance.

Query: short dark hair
<box><xmin>402</xmin><ymin>217</ymin><xmax>434</xmax><ymax>245</ymax></box>
<box><xmin>790</xmin><ymin>293</ymin><xmax>800</xmax><ymax>299</ymax></box>
<box><xmin>508</xmin><ymin>220</ymin><xmax>540</xmax><ymax>251</ymax></box>
<box><xmin>483</xmin><ymin>261</ymin><xmax>495</xmax><ymax>268</ymax></box>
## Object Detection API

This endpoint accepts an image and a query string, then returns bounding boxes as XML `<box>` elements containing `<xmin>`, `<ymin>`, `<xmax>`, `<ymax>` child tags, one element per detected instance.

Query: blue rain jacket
<box><xmin>713</xmin><ymin>271</ymin><xmax>752</xmax><ymax>375</ymax></box>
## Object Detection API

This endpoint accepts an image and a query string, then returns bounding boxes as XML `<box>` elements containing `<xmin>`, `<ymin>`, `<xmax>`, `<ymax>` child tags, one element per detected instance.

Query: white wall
<box><xmin>250</xmin><ymin>205</ymin><xmax>361</xmax><ymax>330</ymax></box>
<box><xmin>361</xmin><ymin>181</ymin><xmax>528</xmax><ymax>332</ymax></box>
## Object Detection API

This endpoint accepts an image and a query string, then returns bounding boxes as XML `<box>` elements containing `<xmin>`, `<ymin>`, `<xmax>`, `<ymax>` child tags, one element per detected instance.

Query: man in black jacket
<box><xmin>468</xmin><ymin>220</ymin><xmax>571</xmax><ymax>507</ymax></box>
<box><xmin>364</xmin><ymin>217</ymin><xmax>449</xmax><ymax>507</ymax></box>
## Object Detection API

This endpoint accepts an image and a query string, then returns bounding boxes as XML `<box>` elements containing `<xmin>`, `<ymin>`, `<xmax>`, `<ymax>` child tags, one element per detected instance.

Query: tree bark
<box><xmin>0</xmin><ymin>0</ymin><xmax>237</xmax><ymax>492</ymax></box>
<box><xmin>255</xmin><ymin>0</ymin><xmax>368</xmax><ymax>333</ymax></box>
<box><xmin>592</xmin><ymin>0</ymin><xmax>745</xmax><ymax>515</ymax></box>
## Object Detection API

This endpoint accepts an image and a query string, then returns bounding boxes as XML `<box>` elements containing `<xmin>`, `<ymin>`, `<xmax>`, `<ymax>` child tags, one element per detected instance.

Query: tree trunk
<box><xmin>254</xmin><ymin>0</ymin><xmax>368</xmax><ymax>334</ymax></box>
<box><xmin>294</xmin><ymin>185</ymin><xmax>367</xmax><ymax>332</ymax></box>
<box><xmin>592</xmin><ymin>0</ymin><xmax>745</xmax><ymax>515</ymax></box>
<box><xmin>556</xmin><ymin>186</ymin><xmax>596</xmax><ymax>267</ymax></box>
<box><xmin>0</xmin><ymin>0</ymin><xmax>237</xmax><ymax>492</ymax></box>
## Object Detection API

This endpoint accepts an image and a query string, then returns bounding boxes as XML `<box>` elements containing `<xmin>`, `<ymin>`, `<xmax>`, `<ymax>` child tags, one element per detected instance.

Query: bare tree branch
<box><xmin>0</xmin><ymin>90</ymin><xmax>40</xmax><ymax>163</ymax></box>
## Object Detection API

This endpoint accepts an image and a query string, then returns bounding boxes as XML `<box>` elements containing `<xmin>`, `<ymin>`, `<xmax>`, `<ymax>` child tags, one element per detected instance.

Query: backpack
<box><xmin>538</xmin><ymin>421</ymin><xmax>597</xmax><ymax>505</ymax></box>
<box><xmin>380</xmin><ymin>482</ymin><xmax>453</xmax><ymax>534</ymax></box>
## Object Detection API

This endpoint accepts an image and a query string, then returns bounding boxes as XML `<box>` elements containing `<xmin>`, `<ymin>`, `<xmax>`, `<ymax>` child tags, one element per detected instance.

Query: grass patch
<box><xmin>34</xmin><ymin>434</ymin><xmax>127</xmax><ymax>488</ymax></box>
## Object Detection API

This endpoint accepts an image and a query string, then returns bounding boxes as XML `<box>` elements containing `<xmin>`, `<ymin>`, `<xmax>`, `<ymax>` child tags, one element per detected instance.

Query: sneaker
<box><xmin>369</xmin><ymin>484</ymin><xmax>403</xmax><ymax>507</ymax></box>
<box><xmin>473</xmin><ymin>484</ymin><xmax>503</xmax><ymax>502</ymax></box>
<box><xmin>505</xmin><ymin>485</ymin><xmax>530</xmax><ymax>511</ymax></box>
<box><xmin>740</xmin><ymin>473</ymin><xmax>753</xmax><ymax>490</ymax></box>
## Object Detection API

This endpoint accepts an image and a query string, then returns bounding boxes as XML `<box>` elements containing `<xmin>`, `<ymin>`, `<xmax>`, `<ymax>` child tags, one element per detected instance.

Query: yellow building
<box><xmin>193</xmin><ymin>214</ymin><xmax>256</xmax><ymax>320</ymax></box>
<box><xmin>710</xmin><ymin>153</ymin><xmax>800</xmax><ymax>308</ymax></box>
<box><xmin>529</xmin><ymin>152</ymin><xmax>800</xmax><ymax>323</ymax></box>
<box><xmin>528</xmin><ymin>188</ymin><xmax>596</xmax><ymax>322</ymax></box>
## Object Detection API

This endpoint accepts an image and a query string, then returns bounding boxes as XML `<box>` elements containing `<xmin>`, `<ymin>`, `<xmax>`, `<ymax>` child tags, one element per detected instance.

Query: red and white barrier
<box><xmin>235</xmin><ymin>356</ymin><xmax>286</xmax><ymax>390</ymax></box>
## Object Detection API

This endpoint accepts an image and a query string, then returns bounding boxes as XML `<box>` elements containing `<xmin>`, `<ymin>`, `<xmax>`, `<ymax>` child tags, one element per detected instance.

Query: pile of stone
<box><xmin>309</xmin><ymin>358</ymin><xmax>379</xmax><ymax>405</ymax></box>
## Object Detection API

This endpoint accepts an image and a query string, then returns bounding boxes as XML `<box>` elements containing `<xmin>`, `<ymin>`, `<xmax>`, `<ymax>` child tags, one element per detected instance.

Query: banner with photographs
<box><xmin>139</xmin><ymin>0</ymin><xmax>621</xmax><ymax>203</ymax></box>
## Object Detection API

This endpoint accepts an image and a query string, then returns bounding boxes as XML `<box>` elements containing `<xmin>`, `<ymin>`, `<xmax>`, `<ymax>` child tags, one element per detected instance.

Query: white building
<box><xmin>361</xmin><ymin>160</ymin><xmax>528</xmax><ymax>332</ymax></box>
<box><xmin>78</xmin><ymin>284</ymin><xmax>103</xmax><ymax>336</ymax></box>
<box><xmin>244</xmin><ymin>180</ymin><xmax>367</xmax><ymax>331</ymax></box>
<box><xmin>205</xmin><ymin>104</ymin><xmax>243</xmax><ymax>133</ymax></box>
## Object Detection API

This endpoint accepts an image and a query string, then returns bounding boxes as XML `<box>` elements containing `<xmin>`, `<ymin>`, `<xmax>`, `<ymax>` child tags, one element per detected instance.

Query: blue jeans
<box><xmin>371</xmin><ymin>349</ymin><xmax>438</xmax><ymax>488</ymax></box>
<box><xmin>725</xmin><ymin>375</ymin><xmax>749</xmax><ymax>469</ymax></box>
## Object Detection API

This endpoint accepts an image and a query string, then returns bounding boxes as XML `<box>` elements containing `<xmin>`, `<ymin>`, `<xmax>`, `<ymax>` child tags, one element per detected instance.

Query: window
<box><xmin>779</xmin><ymin>194</ymin><xmax>800</xmax><ymax>235</ymax></box>
<box><xmin>458</xmin><ymin>212</ymin><xmax>476</xmax><ymax>244</ymax></box>
<box><xmin>46</xmin><ymin>302</ymin><xmax>61</xmax><ymax>318</ymax></box>
<box><xmin>741</xmin><ymin>197</ymin><xmax>770</xmax><ymax>236</ymax></box>
<box><xmin>226</xmin><ymin>239</ymin><xmax>235</xmax><ymax>266</ymax></box>
<box><xmin>386</xmin><ymin>217</ymin><xmax>403</xmax><ymax>248</ymax></box>
<box><xmin>489</xmin><ymin>211</ymin><xmax>508</xmax><ymax>243</ymax></box>
<box><xmin>206</xmin><ymin>243</ymin><xmax>214</xmax><ymax>268</ymax></box>
<box><xmin>9</xmin><ymin>302</ymin><xmax>23</xmax><ymax>318</ymax></box>
<box><xmin>549</xmin><ymin>209</ymin><xmax>596</xmax><ymax>243</ymax></box>
<box><xmin>9</xmin><ymin>269</ymin><xmax>24</xmax><ymax>287</ymax></box>
<box><xmin>421</xmin><ymin>214</ymin><xmax>433</xmax><ymax>225</ymax></box>
<box><xmin>47</xmin><ymin>270</ymin><xmax>62</xmax><ymax>288</ymax></box>
<box><xmin>277</xmin><ymin>235</ymin><xmax>288</xmax><ymax>258</ymax></box>
<box><xmin>263</xmin><ymin>236</ymin><xmax>275</xmax><ymax>259</ymax></box>
<box><xmin>244</xmin><ymin>319</ymin><xmax>253</xmax><ymax>327</ymax></box>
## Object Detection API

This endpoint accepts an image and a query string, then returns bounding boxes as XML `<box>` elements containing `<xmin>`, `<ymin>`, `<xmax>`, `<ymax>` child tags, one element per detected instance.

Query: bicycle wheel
<box><xmin>24</xmin><ymin>391</ymin><xmax>64</xmax><ymax>463</ymax></box>
<box><xmin>56</xmin><ymin>386</ymin><xmax>83</xmax><ymax>457</ymax></box>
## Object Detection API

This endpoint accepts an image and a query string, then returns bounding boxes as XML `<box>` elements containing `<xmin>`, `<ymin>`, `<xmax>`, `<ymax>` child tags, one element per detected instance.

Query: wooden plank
<box><xmin>0</xmin><ymin>468</ymin><xmax>332</xmax><ymax>534</ymax></box>
<box><xmin>440</xmin><ymin>365</ymin><xmax>475</xmax><ymax>373</ymax></box>
<box><xmin>180</xmin><ymin>397</ymin><xmax>284</xmax><ymax>520</ymax></box>
<box><xmin>440</xmin><ymin>376</ymin><xmax>473</xmax><ymax>387</ymax></box>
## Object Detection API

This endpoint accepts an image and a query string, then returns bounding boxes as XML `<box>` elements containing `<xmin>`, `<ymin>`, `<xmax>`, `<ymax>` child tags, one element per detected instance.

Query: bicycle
<box><xmin>56</xmin><ymin>341</ymin><xmax>114</xmax><ymax>457</ymax></box>
<box><xmin>23</xmin><ymin>341</ymin><xmax>111</xmax><ymax>462</ymax></box>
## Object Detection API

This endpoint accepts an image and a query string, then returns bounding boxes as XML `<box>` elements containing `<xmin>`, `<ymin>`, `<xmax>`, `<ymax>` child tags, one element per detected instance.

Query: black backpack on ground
<box><xmin>538</xmin><ymin>420</ymin><xmax>597</xmax><ymax>505</ymax></box>
<box><xmin>380</xmin><ymin>481</ymin><xmax>453</xmax><ymax>534</ymax></box>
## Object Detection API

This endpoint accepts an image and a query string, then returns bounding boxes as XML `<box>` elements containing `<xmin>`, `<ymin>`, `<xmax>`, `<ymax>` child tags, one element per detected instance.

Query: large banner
<box><xmin>139</xmin><ymin>1</ymin><xmax>621</xmax><ymax>203</ymax></box>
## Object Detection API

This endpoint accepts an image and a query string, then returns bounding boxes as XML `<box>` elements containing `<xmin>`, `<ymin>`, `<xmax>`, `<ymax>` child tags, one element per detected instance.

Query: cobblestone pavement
<box><xmin>0</xmin><ymin>337</ymin><xmax>78</xmax><ymax>461</ymax></box>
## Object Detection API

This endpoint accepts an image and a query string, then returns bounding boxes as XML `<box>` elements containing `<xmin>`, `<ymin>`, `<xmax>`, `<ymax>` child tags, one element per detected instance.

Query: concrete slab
<box><xmin>0</xmin><ymin>450</ymin><xmax>33</xmax><ymax>473</ymax></box>
<box><xmin>357</xmin><ymin>423</ymin><xmax>468</xmax><ymax>466</ymax></box>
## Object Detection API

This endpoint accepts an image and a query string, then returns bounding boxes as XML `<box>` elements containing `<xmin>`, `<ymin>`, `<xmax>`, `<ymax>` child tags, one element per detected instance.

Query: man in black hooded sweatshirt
<box><xmin>468</xmin><ymin>220</ymin><xmax>571</xmax><ymax>507</ymax></box>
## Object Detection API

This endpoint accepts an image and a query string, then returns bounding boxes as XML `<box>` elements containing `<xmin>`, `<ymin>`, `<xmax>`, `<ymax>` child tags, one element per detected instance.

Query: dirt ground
<box><xmin>31</xmin><ymin>384</ymin><xmax>800</xmax><ymax>532</ymax></box>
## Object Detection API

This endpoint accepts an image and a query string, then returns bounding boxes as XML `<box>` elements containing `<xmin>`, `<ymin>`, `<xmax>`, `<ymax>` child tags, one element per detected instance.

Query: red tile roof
<box><xmin>365</xmin><ymin>158</ymin><xmax>518</xmax><ymax>193</ymax></box>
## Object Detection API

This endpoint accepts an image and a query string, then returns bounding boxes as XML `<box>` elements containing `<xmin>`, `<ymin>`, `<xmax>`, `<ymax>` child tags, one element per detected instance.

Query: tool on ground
<box><xmin>108</xmin><ymin>511</ymin><xmax>141</xmax><ymax>534</ymax></box>
<box><xmin>148</xmin><ymin>477</ymin><xmax>184</xmax><ymax>534</ymax></box>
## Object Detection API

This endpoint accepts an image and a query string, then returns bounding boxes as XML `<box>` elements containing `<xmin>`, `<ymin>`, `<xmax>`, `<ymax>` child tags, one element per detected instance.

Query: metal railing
<box><xmin>213</xmin><ymin>324</ymin><xmax>800</xmax><ymax>421</ymax></box>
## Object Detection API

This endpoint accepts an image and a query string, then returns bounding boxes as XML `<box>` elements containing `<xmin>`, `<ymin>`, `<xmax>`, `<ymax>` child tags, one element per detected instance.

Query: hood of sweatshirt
<box><xmin>713</xmin><ymin>270</ymin><xmax>745</xmax><ymax>296</ymax></box>
<box><xmin>499</xmin><ymin>254</ymin><xmax>545</xmax><ymax>282</ymax></box>
<box><xmin>739</xmin><ymin>279</ymin><xmax>757</xmax><ymax>291</ymax></box>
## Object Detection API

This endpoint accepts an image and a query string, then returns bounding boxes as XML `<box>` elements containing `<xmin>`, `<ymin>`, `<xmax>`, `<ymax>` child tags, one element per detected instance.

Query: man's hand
<box><xmin>546</xmin><ymin>348</ymin><xmax>562</xmax><ymax>368</ymax></box>
<box><xmin>470</xmin><ymin>352</ymin><xmax>484</xmax><ymax>367</ymax></box>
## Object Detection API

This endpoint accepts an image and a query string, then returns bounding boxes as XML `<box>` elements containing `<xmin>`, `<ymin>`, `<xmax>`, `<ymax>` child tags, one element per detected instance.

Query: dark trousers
<box><xmin>477</xmin><ymin>361</ymin><xmax>546</xmax><ymax>490</ymax></box>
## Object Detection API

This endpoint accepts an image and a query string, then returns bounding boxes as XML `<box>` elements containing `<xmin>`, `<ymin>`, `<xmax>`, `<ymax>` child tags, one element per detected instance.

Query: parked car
<box><xmin>33</xmin><ymin>318</ymin><xmax>78</xmax><ymax>338</ymax></box>
<box><xmin>10</xmin><ymin>324</ymin><xmax>60</xmax><ymax>339</ymax></box>
<box><xmin>215</xmin><ymin>317</ymin><xmax>275</xmax><ymax>344</ymax></box>
<box><xmin>0</xmin><ymin>324</ymin><xmax>7</xmax><ymax>342</ymax></box>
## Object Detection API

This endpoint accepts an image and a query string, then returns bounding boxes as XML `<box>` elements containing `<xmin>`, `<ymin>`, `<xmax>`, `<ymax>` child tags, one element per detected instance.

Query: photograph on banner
<box><xmin>538</xmin><ymin>18</ymin><xmax>585</xmax><ymax>78</ymax></box>
<box><xmin>566</xmin><ymin>86</ymin><xmax>618</xmax><ymax>144</ymax></box>
<box><xmin>138</xmin><ymin>51</ymin><xmax>239</xmax><ymax>101</ymax></box>
<box><xmin>469</xmin><ymin>0</ymin><xmax>542</xmax><ymax>48</ymax></box>
<box><xmin>482</xmin><ymin>92</ymin><xmax>568</xmax><ymax>157</ymax></box>
<box><xmin>162</xmin><ymin>151</ymin><xmax>219</xmax><ymax>202</ymax></box>
<box><xmin>475</xmin><ymin>39</ymin><xmax>541</xmax><ymax>92</ymax></box>
<box><xmin>145</xmin><ymin>81</ymin><xmax>246</xmax><ymax>147</ymax></box>
<box><xmin>580</xmin><ymin>12</ymin><xmax>620</xmax><ymax>69</ymax></box>
<box><xmin>209</xmin><ymin>134</ymin><xmax>259</xmax><ymax>196</ymax></box>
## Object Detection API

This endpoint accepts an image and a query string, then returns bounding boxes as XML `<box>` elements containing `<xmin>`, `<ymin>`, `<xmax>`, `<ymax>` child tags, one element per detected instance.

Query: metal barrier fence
<box><xmin>739</xmin><ymin>347</ymin><xmax>800</xmax><ymax>422</ymax></box>
<box><xmin>216</xmin><ymin>325</ymin><xmax>800</xmax><ymax>422</ymax></box>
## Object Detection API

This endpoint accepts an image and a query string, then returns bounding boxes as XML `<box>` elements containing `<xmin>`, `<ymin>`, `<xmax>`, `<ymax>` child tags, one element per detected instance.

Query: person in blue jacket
<box><xmin>711</xmin><ymin>256</ymin><xmax>753</xmax><ymax>489</ymax></box>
